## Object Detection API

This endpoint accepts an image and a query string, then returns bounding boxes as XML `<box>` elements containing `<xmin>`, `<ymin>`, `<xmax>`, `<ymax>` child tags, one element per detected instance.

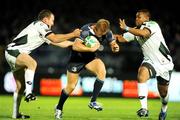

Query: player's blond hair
<box><xmin>96</xmin><ymin>19</ymin><xmax>110</xmax><ymax>33</ymax></box>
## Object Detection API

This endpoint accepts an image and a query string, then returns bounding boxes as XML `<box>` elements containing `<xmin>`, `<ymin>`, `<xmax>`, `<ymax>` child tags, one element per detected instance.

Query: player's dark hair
<box><xmin>138</xmin><ymin>9</ymin><xmax>151</xmax><ymax>19</ymax></box>
<box><xmin>38</xmin><ymin>9</ymin><xmax>53</xmax><ymax>20</ymax></box>
<box><xmin>96</xmin><ymin>19</ymin><xmax>110</xmax><ymax>33</ymax></box>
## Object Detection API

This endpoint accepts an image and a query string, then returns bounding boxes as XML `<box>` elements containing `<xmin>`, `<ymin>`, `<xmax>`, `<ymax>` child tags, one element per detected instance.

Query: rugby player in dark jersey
<box><xmin>55</xmin><ymin>19</ymin><xmax>119</xmax><ymax>119</ymax></box>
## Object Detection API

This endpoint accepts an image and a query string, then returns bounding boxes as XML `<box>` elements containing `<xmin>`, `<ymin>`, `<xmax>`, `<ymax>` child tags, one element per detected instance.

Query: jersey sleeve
<box><xmin>123</xmin><ymin>32</ymin><xmax>135</xmax><ymax>42</ymax></box>
<box><xmin>36</xmin><ymin>22</ymin><xmax>53</xmax><ymax>38</ymax></box>
<box><xmin>80</xmin><ymin>30</ymin><xmax>89</xmax><ymax>41</ymax></box>
<box><xmin>44</xmin><ymin>39</ymin><xmax>52</xmax><ymax>44</ymax></box>
<box><xmin>141</xmin><ymin>21</ymin><xmax>157</xmax><ymax>35</ymax></box>
<box><xmin>105</xmin><ymin>31</ymin><xmax>115</xmax><ymax>43</ymax></box>
<box><xmin>79</xmin><ymin>23</ymin><xmax>94</xmax><ymax>42</ymax></box>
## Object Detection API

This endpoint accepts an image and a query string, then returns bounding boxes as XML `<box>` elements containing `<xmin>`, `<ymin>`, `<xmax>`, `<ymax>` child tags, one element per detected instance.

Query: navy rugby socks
<box><xmin>91</xmin><ymin>78</ymin><xmax>104</xmax><ymax>102</ymax></box>
<box><xmin>57</xmin><ymin>89</ymin><xmax>69</xmax><ymax>110</ymax></box>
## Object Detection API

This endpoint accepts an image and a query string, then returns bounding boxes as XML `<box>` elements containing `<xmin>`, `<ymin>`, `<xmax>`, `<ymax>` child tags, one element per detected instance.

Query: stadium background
<box><xmin>0</xmin><ymin>0</ymin><xmax>180</xmax><ymax>100</ymax></box>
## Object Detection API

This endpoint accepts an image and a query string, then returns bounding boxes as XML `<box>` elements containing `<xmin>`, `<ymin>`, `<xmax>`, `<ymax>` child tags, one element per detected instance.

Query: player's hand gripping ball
<box><xmin>84</xmin><ymin>36</ymin><xmax>98</xmax><ymax>48</ymax></box>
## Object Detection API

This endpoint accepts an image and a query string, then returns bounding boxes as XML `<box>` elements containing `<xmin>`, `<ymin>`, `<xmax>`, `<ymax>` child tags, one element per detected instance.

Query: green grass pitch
<box><xmin>0</xmin><ymin>95</ymin><xmax>180</xmax><ymax>120</ymax></box>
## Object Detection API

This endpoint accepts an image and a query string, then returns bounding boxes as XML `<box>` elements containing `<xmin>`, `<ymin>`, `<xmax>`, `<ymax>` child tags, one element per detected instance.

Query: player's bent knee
<box><xmin>31</xmin><ymin>59</ymin><xmax>37</xmax><ymax>68</ymax></box>
<box><xmin>137</xmin><ymin>72</ymin><xmax>149</xmax><ymax>83</ymax></box>
<box><xmin>137</xmin><ymin>74</ymin><xmax>145</xmax><ymax>82</ymax></box>
<box><xmin>96</xmin><ymin>70</ymin><xmax>106</xmax><ymax>80</ymax></box>
<box><xmin>27</xmin><ymin>59</ymin><xmax>37</xmax><ymax>70</ymax></box>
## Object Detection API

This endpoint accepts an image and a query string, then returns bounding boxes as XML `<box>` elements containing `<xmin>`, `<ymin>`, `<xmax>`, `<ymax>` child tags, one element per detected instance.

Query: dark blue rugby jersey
<box><xmin>80</xmin><ymin>23</ymin><xmax>115</xmax><ymax>44</ymax></box>
<box><xmin>69</xmin><ymin>23</ymin><xmax>115</xmax><ymax>63</ymax></box>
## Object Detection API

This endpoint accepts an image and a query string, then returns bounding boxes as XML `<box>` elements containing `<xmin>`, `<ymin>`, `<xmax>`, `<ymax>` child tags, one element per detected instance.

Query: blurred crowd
<box><xmin>0</xmin><ymin>0</ymin><xmax>179</xmax><ymax>78</ymax></box>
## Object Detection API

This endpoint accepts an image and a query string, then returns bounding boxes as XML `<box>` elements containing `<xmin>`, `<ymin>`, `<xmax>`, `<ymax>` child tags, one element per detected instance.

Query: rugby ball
<box><xmin>84</xmin><ymin>36</ymin><xmax>98</xmax><ymax>48</ymax></box>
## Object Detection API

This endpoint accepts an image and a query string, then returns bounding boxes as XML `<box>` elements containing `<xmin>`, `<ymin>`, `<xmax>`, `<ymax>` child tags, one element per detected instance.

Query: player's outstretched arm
<box><xmin>72</xmin><ymin>38</ymin><xmax>100</xmax><ymax>52</ymax></box>
<box><xmin>119</xmin><ymin>19</ymin><xmax>150</xmax><ymax>38</ymax></box>
<box><xmin>50</xmin><ymin>41</ymin><xmax>74</xmax><ymax>48</ymax></box>
<box><xmin>114</xmin><ymin>34</ymin><xmax>128</xmax><ymax>43</ymax></box>
<box><xmin>46</xmin><ymin>29</ymin><xmax>81</xmax><ymax>43</ymax></box>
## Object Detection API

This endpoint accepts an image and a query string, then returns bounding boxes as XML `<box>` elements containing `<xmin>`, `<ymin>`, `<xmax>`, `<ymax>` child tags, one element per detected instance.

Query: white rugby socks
<box><xmin>138</xmin><ymin>83</ymin><xmax>148</xmax><ymax>109</ymax></box>
<box><xmin>12</xmin><ymin>92</ymin><xmax>22</xmax><ymax>118</ymax></box>
<box><xmin>160</xmin><ymin>94</ymin><xmax>169</xmax><ymax>112</ymax></box>
<box><xmin>25</xmin><ymin>69</ymin><xmax>35</xmax><ymax>96</ymax></box>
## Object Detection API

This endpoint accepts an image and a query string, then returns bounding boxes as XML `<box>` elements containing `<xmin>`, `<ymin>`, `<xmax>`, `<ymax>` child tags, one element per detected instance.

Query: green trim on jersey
<box><xmin>12</xmin><ymin>35</ymin><xmax>28</xmax><ymax>47</ymax></box>
<box><xmin>6</xmin><ymin>49</ymin><xmax>20</xmax><ymax>57</ymax></box>
<box><xmin>159</xmin><ymin>42</ymin><xmax>170</xmax><ymax>61</ymax></box>
<box><xmin>137</xmin><ymin>37</ymin><xmax>147</xmax><ymax>46</ymax></box>
<box><xmin>147</xmin><ymin>21</ymin><xmax>157</xmax><ymax>24</ymax></box>
<box><xmin>33</xmin><ymin>20</ymin><xmax>39</xmax><ymax>25</ymax></box>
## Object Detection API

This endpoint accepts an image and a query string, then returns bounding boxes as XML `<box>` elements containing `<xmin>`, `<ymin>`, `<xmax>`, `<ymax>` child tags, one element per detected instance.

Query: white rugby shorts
<box><xmin>142</xmin><ymin>58</ymin><xmax>174</xmax><ymax>81</ymax></box>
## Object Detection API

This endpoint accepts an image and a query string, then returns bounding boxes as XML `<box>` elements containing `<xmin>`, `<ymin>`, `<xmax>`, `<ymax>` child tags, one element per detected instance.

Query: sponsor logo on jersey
<box><xmin>163</xmin><ymin>71</ymin><xmax>169</xmax><ymax>77</ymax></box>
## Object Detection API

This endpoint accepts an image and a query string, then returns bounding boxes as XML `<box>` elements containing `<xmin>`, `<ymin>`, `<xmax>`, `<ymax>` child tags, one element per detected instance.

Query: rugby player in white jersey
<box><xmin>5</xmin><ymin>9</ymin><xmax>81</xmax><ymax>119</ymax></box>
<box><xmin>115</xmin><ymin>9</ymin><xmax>174</xmax><ymax>120</ymax></box>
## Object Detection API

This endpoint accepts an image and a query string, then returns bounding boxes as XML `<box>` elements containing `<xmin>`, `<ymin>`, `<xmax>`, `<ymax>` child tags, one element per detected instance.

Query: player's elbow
<box><xmin>139</xmin><ymin>29</ymin><xmax>150</xmax><ymax>38</ymax></box>
<box><xmin>72</xmin><ymin>44</ymin><xmax>78</xmax><ymax>51</ymax></box>
<box><xmin>139</xmin><ymin>32</ymin><xmax>149</xmax><ymax>38</ymax></box>
<box><xmin>47</xmin><ymin>34</ymin><xmax>63</xmax><ymax>43</ymax></box>
<box><xmin>118</xmin><ymin>38</ymin><xmax>128</xmax><ymax>43</ymax></box>
<box><xmin>50</xmin><ymin>36</ymin><xmax>61</xmax><ymax>43</ymax></box>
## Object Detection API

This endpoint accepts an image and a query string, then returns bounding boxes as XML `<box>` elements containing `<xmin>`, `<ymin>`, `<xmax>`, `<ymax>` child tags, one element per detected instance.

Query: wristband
<box><xmin>125</xmin><ymin>26</ymin><xmax>129</xmax><ymax>31</ymax></box>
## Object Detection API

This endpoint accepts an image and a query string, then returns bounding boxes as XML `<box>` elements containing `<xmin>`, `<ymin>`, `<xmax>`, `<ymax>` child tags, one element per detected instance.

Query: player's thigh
<box><xmin>138</xmin><ymin>65</ymin><xmax>150</xmax><ymax>82</ymax></box>
<box><xmin>85</xmin><ymin>58</ymin><xmax>106</xmax><ymax>77</ymax></box>
<box><xmin>16</xmin><ymin>53</ymin><xmax>37</xmax><ymax>68</ymax></box>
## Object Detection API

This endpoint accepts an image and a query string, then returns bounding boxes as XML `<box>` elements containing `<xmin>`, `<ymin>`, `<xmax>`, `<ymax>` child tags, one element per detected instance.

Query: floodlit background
<box><xmin>0</xmin><ymin>0</ymin><xmax>180</xmax><ymax>119</ymax></box>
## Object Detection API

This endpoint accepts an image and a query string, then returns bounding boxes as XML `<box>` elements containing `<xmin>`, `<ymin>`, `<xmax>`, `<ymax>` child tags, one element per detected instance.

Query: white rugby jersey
<box><xmin>7</xmin><ymin>21</ymin><xmax>52</xmax><ymax>54</ymax></box>
<box><xmin>123</xmin><ymin>21</ymin><xmax>173</xmax><ymax>65</ymax></box>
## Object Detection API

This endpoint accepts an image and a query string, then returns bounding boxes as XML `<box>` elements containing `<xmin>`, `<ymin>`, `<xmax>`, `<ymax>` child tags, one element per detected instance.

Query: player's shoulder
<box><xmin>33</xmin><ymin>20</ymin><xmax>49</xmax><ymax>29</ymax></box>
<box><xmin>106</xmin><ymin>30</ymin><xmax>113</xmax><ymax>35</ymax></box>
<box><xmin>80</xmin><ymin>23</ymin><xmax>94</xmax><ymax>37</ymax></box>
<box><xmin>105</xmin><ymin>30</ymin><xmax>113</xmax><ymax>38</ymax></box>
<box><xmin>143</xmin><ymin>21</ymin><xmax>159</xmax><ymax>27</ymax></box>
<box><xmin>81</xmin><ymin>23</ymin><xmax>94</xmax><ymax>30</ymax></box>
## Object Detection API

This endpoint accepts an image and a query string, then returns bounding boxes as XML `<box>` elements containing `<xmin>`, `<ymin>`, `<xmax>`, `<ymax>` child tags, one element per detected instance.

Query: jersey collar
<box><xmin>88</xmin><ymin>26</ymin><xmax>95</xmax><ymax>35</ymax></box>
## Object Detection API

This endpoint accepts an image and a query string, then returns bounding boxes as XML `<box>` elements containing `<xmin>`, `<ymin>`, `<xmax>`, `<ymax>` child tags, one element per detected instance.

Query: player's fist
<box><xmin>73</xmin><ymin>28</ymin><xmax>82</xmax><ymax>37</ymax></box>
<box><xmin>110</xmin><ymin>40</ymin><xmax>120</xmax><ymax>53</ymax></box>
<box><xmin>112</xmin><ymin>44</ymin><xmax>120</xmax><ymax>53</ymax></box>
